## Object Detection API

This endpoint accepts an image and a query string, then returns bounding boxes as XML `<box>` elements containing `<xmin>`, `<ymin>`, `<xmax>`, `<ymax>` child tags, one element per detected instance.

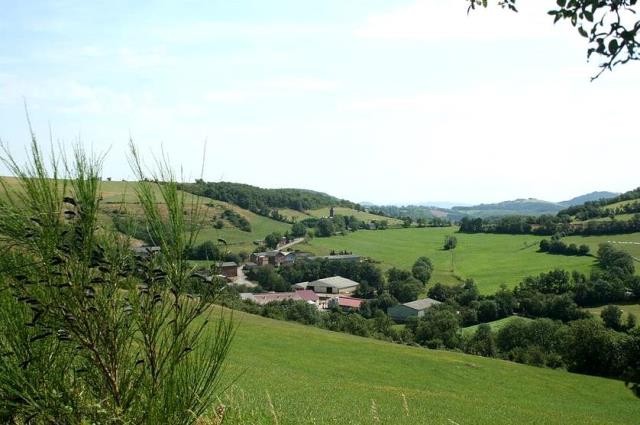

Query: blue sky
<box><xmin>1</xmin><ymin>0</ymin><xmax>638</xmax><ymax>205</ymax></box>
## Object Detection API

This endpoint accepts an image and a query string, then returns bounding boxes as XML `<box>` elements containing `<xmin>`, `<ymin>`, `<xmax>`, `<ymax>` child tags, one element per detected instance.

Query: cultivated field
<box><xmin>213</xmin><ymin>309</ymin><xmax>640</xmax><ymax>424</ymax></box>
<box><xmin>296</xmin><ymin>227</ymin><xmax>632</xmax><ymax>294</ymax></box>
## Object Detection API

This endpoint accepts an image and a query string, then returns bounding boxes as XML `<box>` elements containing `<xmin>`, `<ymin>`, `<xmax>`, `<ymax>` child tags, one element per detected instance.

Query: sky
<box><xmin>0</xmin><ymin>0</ymin><xmax>638</xmax><ymax>206</ymax></box>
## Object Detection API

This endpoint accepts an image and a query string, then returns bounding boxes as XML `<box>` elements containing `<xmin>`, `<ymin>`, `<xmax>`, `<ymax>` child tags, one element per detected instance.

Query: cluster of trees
<box><xmin>539</xmin><ymin>237</ymin><xmax>590</xmax><ymax>256</ymax></box>
<box><xmin>459</xmin><ymin>215</ymin><xmax>533</xmax><ymax>234</ymax></box>
<box><xmin>186</xmin><ymin>241</ymin><xmax>250</xmax><ymax>265</ymax></box>
<box><xmin>183</xmin><ymin>181</ymin><xmax>360</xmax><ymax>214</ymax></box>
<box><xmin>220</xmin><ymin>208</ymin><xmax>251</xmax><ymax>232</ymax></box>
<box><xmin>296</xmin><ymin>215</ymin><xmax>387</xmax><ymax>237</ymax></box>
<box><xmin>407</xmin><ymin>305</ymin><xmax>640</xmax><ymax>391</ymax></box>
<box><xmin>364</xmin><ymin>204</ymin><xmax>460</xmax><ymax>223</ymax></box>
<box><xmin>443</xmin><ymin>235</ymin><xmax>457</xmax><ymax>250</ymax></box>
<box><xmin>459</xmin><ymin>213</ymin><xmax>640</xmax><ymax>237</ymax></box>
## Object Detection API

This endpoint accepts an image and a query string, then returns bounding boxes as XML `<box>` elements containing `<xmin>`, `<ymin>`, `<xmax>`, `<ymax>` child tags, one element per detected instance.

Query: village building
<box><xmin>306</xmin><ymin>276</ymin><xmax>359</xmax><ymax>295</ymax></box>
<box><xmin>240</xmin><ymin>290</ymin><xmax>319</xmax><ymax>306</ymax></box>
<box><xmin>327</xmin><ymin>296</ymin><xmax>365</xmax><ymax>311</ymax></box>
<box><xmin>217</xmin><ymin>261</ymin><xmax>238</xmax><ymax>279</ymax></box>
<box><xmin>249</xmin><ymin>250</ymin><xmax>296</xmax><ymax>267</ymax></box>
<box><xmin>387</xmin><ymin>298</ymin><xmax>442</xmax><ymax>322</ymax></box>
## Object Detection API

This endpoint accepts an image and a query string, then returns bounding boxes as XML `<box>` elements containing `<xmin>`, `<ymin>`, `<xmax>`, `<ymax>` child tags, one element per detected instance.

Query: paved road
<box><xmin>229</xmin><ymin>266</ymin><xmax>258</xmax><ymax>288</ymax></box>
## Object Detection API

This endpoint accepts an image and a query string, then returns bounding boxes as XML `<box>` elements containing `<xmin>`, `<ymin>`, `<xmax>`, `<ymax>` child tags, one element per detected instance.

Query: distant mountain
<box><xmin>451</xmin><ymin>198</ymin><xmax>563</xmax><ymax>218</ymax></box>
<box><xmin>558</xmin><ymin>191</ymin><xmax>619</xmax><ymax>207</ymax></box>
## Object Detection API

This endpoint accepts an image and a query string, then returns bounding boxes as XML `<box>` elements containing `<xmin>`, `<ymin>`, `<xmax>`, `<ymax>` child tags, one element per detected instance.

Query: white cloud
<box><xmin>117</xmin><ymin>47</ymin><xmax>176</xmax><ymax>70</ymax></box>
<box><xmin>203</xmin><ymin>77</ymin><xmax>338</xmax><ymax>104</ymax></box>
<box><xmin>264</xmin><ymin>77</ymin><xmax>338</xmax><ymax>92</ymax></box>
<box><xmin>151</xmin><ymin>21</ymin><xmax>336</xmax><ymax>43</ymax></box>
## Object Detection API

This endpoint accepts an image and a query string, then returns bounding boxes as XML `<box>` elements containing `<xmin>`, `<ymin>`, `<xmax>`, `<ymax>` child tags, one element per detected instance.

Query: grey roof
<box><xmin>310</xmin><ymin>276</ymin><xmax>360</xmax><ymax>289</ymax></box>
<box><xmin>402</xmin><ymin>298</ymin><xmax>441</xmax><ymax>311</ymax></box>
<box><xmin>220</xmin><ymin>262</ymin><xmax>238</xmax><ymax>267</ymax></box>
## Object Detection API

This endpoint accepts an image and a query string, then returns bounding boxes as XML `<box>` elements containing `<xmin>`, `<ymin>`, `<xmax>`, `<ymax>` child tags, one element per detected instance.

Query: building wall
<box><xmin>387</xmin><ymin>305</ymin><xmax>420</xmax><ymax>322</ymax></box>
<box><xmin>221</xmin><ymin>267</ymin><xmax>237</xmax><ymax>278</ymax></box>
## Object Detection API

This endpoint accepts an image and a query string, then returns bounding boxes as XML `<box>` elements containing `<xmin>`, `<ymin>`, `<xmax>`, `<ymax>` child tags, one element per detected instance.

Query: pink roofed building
<box><xmin>327</xmin><ymin>296</ymin><xmax>365</xmax><ymax>311</ymax></box>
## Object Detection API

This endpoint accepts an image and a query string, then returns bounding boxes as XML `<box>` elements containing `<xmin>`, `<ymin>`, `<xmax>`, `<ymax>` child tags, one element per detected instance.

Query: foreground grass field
<box><xmin>297</xmin><ymin>227</ymin><xmax>608</xmax><ymax>293</ymax></box>
<box><xmin>214</xmin><ymin>309</ymin><xmax>640</xmax><ymax>424</ymax></box>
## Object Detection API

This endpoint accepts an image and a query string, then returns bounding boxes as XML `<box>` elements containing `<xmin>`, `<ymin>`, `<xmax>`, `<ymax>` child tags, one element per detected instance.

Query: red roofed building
<box><xmin>327</xmin><ymin>296</ymin><xmax>364</xmax><ymax>311</ymax></box>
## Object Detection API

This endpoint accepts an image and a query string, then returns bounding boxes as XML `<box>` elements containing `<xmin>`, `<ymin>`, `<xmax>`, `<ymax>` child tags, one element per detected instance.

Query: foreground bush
<box><xmin>0</xmin><ymin>139</ymin><xmax>234</xmax><ymax>424</ymax></box>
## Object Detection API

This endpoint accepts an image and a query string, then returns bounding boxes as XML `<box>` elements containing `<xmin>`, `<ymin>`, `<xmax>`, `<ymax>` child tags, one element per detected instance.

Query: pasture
<box><xmin>298</xmin><ymin>227</ymin><xmax>607</xmax><ymax>294</ymax></box>
<box><xmin>213</xmin><ymin>309</ymin><xmax>640</xmax><ymax>424</ymax></box>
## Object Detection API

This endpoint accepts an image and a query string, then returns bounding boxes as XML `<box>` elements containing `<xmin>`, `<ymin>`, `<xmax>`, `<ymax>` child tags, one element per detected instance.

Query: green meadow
<box><xmin>297</xmin><ymin>227</ymin><xmax>613</xmax><ymax>294</ymax></box>
<box><xmin>461</xmin><ymin>316</ymin><xmax>533</xmax><ymax>336</ymax></box>
<box><xmin>214</xmin><ymin>309</ymin><xmax>640</xmax><ymax>424</ymax></box>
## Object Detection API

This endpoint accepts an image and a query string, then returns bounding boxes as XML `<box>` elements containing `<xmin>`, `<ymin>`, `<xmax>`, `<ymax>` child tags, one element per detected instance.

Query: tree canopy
<box><xmin>467</xmin><ymin>0</ymin><xmax>639</xmax><ymax>79</ymax></box>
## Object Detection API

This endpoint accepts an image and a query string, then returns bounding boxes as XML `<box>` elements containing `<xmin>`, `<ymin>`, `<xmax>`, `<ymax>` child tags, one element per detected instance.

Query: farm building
<box><xmin>240</xmin><ymin>290</ymin><xmax>319</xmax><ymax>306</ymax></box>
<box><xmin>250</xmin><ymin>250</ymin><xmax>296</xmax><ymax>267</ymax></box>
<box><xmin>292</xmin><ymin>281</ymin><xmax>310</xmax><ymax>290</ymax></box>
<box><xmin>327</xmin><ymin>296</ymin><xmax>364</xmax><ymax>311</ymax></box>
<box><xmin>306</xmin><ymin>276</ymin><xmax>359</xmax><ymax>294</ymax></box>
<box><xmin>387</xmin><ymin>298</ymin><xmax>442</xmax><ymax>322</ymax></box>
<box><xmin>217</xmin><ymin>261</ymin><xmax>238</xmax><ymax>278</ymax></box>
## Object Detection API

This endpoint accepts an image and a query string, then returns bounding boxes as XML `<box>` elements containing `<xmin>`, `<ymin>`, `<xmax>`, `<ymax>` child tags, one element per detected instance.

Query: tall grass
<box><xmin>0</xmin><ymin>135</ymin><xmax>234</xmax><ymax>424</ymax></box>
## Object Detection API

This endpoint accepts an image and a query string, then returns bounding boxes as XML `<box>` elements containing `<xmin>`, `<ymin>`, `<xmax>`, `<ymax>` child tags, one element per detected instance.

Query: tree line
<box><xmin>182</xmin><ymin>180</ymin><xmax>361</xmax><ymax>215</ymax></box>
<box><xmin>459</xmin><ymin>213</ymin><xmax>640</xmax><ymax>236</ymax></box>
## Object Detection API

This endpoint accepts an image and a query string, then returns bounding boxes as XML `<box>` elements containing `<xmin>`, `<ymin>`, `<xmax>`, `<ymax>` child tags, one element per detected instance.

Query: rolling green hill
<box><xmin>452</xmin><ymin>198</ymin><xmax>564</xmax><ymax>217</ymax></box>
<box><xmin>97</xmin><ymin>181</ymin><xmax>293</xmax><ymax>252</ymax></box>
<box><xmin>294</xmin><ymin>227</ymin><xmax>640</xmax><ymax>294</ymax></box>
<box><xmin>213</xmin><ymin>309</ymin><xmax>640</xmax><ymax>424</ymax></box>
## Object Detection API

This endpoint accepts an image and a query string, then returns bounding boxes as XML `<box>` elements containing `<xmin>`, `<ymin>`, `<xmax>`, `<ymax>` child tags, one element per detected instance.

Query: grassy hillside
<box><xmin>297</xmin><ymin>227</ymin><xmax>602</xmax><ymax>294</ymax></box>
<box><xmin>461</xmin><ymin>316</ymin><xmax>533</xmax><ymax>336</ymax></box>
<box><xmin>214</xmin><ymin>309</ymin><xmax>640</xmax><ymax>424</ymax></box>
<box><xmin>97</xmin><ymin>180</ymin><xmax>292</xmax><ymax>252</ymax></box>
<box><xmin>563</xmin><ymin>233</ymin><xmax>640</xmax><ymax>259</ymax></box>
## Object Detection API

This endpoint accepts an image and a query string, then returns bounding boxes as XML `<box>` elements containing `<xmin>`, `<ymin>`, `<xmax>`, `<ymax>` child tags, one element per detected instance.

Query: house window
<box><xmin>326</xmin><ymin>287</ymin><xmax>333</xmax><ymax>294</ymax></box>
